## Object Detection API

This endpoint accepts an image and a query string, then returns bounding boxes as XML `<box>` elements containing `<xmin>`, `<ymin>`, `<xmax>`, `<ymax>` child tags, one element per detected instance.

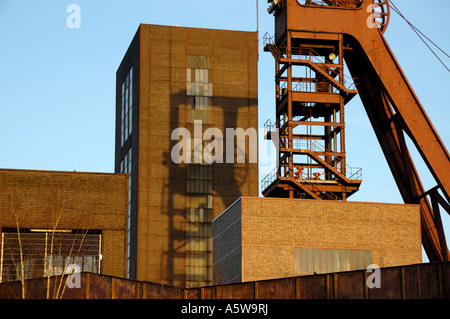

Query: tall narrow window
<box><xmin>119</xmin><ymin>66</ymin><xmax>134</xmax><ymax>278</ymax></box>
<box><xmin>121</xmin><ymin>67</ymin><xmax>133</xmax><ymax>146</ymax></box>
<box><xmin>120</xmin><ymin>147</ymin><xmax>133</xmax><ymax>278</ymax></box>
<box><xmin>185</xmin><ymin>164</ymin><xmax>213</xmax><ymax>288</ymax></box>
<box><xmin>185</xmin><ymin>56</ymin><xmax>213</xmax><ymax>287</ymax></box>
<box><xmin>187</xmin><ymin>56</ymin><xmax>212</xmax><ymax>124</ymax></box>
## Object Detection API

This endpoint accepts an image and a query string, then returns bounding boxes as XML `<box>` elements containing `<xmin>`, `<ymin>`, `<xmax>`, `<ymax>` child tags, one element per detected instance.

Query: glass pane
<box><xmin>320</xmin><ymin>249</ymin><xmax>327</xmax><ymax>274</ymax></box>
<box><xmin>195</xmin><ymin>69</ymin><xmax>200</xmax><ymax>83</ymax></box>
<box><xmin>194</xmin><ymin>179</ymin><xmax>199</xmax><ymax>193</ymax></box>
<box><xmin>314</xmin><ymin>249</ymin><xmax>320</xmax><ymax>275</ymax></box>
<box><xmin>295</xmin><ymin>248</ymin><xmax>300</xmax><ymax>275</ymax></box>
<box><xmin>187</xmin><ymin>56</ymin><xmax>193</xmax><ymax>68</ymax></box>
<box><xmin>186</xmin><ymin>166</ymin><xmax>191</xmax><ymax>180</ymax></box>
<box><xmin>352</xmin><ymin>250</ymin><xmax>358</xmax><ymax>270</ymax></box>
<box><xmin>339</xmin><ymin>250</ymin><xmax>346</xmax><ymax>272</ymax></box>
<box><xmin>333</xmin><ymin>250</ymin><xmax>340</xmax><ymax>272</ymax></box>
<box><xmin>301</xmin><ymin>248</ymin><xmax>307</xmax><ymax>275</ymax></box>
<box><xmin>358</xmin><ymin>251</ymin><xmax>365</xmax><ymax>269</ymax></box>
<box><xmin>200</xmin><ymin>180</ymin><xmax>205</xmax><ymax>194</ymax></box>
<box><xmin>195</xmin><ymin>165</ymin><xmax>200</xmax><ymax>179</ymax></box>
<box><xmin>207</xmin><ymin>195</ymin><xmax>212</xmax><ymax>209</ymax></box>
<box><xmin>345</xmin><ymin>250</ymin><xmax>351</xmax><ymax>271</ymax></box>
<box><xmin>187</xmin><ymin>180</ymin><xmax>191</xmax><ymax>193</ymax></box>
<box><xmin>129</xmin><ymin>79</ymin><xmax>132</xmax><ymax>98</ymax></box>
<box><xmin>199</xmin><ymin>208</ymin><xmax>204</xmax><ymax>223</ymax></box>
<box><xmin>327</xmin><ymin>249</ymin><xmax>333</xmax><ymax>273</ymax></box>
<box><xmin>198</xmin><ymin>56</ymin><xmax>205</xmax><ymax>69</ymax></box>
<box><xmin>204</xmin><ymin>166</ymin><xmax>209</xmax><ymax>180</ymax></box>
<box><xmin>307</xmin><ymin>248</ymin><xmax>314</xmax><ymax>275</ymax></box>
<box><xmin>187</xmin><ymin>68</ymin><xmax>191</xmax><ymax>82</ymax></box>
<box><xmin>208</xmin><ymin>83</ymin><xmax>213</xmax><ymax>97</ymax></box>
<box><xmin>129</xmin><ymin>108</ymin><xmax>132</xmax><ymax>131</ymax></box>
<box><xmin>190</xmin><ymin>209</ymin><xmax>195</xmax><ymax>223</ymax></box>
<box><xmin>365</xmin><ymin>251</ymin><xmax>371</xmax><ymax>268</ymax></box>
<box><xmin>121</xmin><ymin>95</ymin><xmax>125</xmax><ymax>118</ymax></box>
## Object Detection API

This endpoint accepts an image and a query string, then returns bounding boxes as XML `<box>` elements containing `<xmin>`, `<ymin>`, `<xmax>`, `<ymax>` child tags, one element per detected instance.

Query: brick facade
<box><xmin>116</xmin><ymin>24</ymin><xmax>259</xmax><ymax>287</ymax></box>
<box><xmin>213</xmin><ymin>196</ymin><xmax>422</xmax><ymax>284</ymax></box>
<box><xmin>0</xmin><ymin>169</ymin><xmax>128</xmax><ymax>279</ymax></box>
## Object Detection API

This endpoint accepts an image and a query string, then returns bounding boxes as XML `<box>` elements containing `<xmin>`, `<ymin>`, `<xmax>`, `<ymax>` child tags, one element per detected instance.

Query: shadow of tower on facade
<box><xmin>115</xmin><ymin>24</ymin><xmax>259</xmax><ymax>287</ymax></box>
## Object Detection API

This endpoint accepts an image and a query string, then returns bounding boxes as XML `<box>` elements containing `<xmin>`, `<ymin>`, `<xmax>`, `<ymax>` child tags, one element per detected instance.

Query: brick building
<box><xmin>115</xmin><ymin>24</ymin><xmax>259</xmax><ymax>287</ymax></box>
<box><xmin>0</xmin><ymin>169</ymin><xmax>128</xmax><ymax>282</ymax></box>
<box><xmin>213</xmin><ymin>196</ymin><xmax>422</xmax><ymax>285</ymax></box>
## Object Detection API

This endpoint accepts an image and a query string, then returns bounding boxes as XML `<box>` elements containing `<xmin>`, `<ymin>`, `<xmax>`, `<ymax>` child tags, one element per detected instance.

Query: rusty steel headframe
<box><xmin>263</xmin><ymin>0</ymin><xmax>450</xmax><ymax>262</ymax></box>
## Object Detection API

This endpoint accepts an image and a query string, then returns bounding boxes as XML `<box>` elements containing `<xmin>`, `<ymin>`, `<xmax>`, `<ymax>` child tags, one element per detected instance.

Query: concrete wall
<box><xmin>213</xmin><ymin>196</ymin><xmax>422</xmax><ymax>284</ymax></box>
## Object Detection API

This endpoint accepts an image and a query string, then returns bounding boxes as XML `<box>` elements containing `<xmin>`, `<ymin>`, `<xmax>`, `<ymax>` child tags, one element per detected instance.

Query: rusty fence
<box><xmin>0</xmin><ymin>262</ymin><xmax>449</xmax><ymax>299</ymax></box>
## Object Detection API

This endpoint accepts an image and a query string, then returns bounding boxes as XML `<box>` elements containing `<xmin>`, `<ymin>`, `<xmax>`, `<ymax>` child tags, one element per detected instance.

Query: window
<box><xmin>187</xmin><ymin>68</ymin><xmax>212</xmax><ymax>110</ymax></box>
<box><xmin>121</xmin><ymin>67</ymin><xmax>133</xmax><ymax>146</ymax></box>
<box><xmin>119</xmin><ymin>147</ymin><xmax>133</xmax><ymax>278</ymax></box>
<box><xmin>0</xmin><ymin>229</ymin><xmax>101</xmax><ymax>283</ymax></box>
<box><xmin>186</xmin><ymin>164</ymin><xmax>212</xmax><ymax>195</ymax></box>
<box><xmin>185</xmin><ymin>164</ymin><xmax>213</xmax><ymax>288</ymax></box>
<box><xmin>185</xmin><ymin>55</ymin><xmax>214</xmax><ymax>287</ymax></box>
<box><xmin>187</xmin><ymin>56</ymin><xmax>212</xmax><ymax>124</ymax></box>
<box><xmin>294</xmin><ymin>248</ymin><xmax>371</xmax><ymax>276</ymax></box>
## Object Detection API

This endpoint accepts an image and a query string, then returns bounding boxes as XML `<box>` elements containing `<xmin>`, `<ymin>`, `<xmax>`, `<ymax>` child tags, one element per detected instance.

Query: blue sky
<box><xmin>1</xmin><ymin>1</ymin><xmax>449</xmax><ymax>258</ymax></box>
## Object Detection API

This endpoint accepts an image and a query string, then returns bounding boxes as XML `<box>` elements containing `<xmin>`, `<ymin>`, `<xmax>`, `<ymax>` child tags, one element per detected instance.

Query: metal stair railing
<box><xmin>264</xmin><ymin>35</ymin><xmax>358</xmax><ymax>93</ymax></box>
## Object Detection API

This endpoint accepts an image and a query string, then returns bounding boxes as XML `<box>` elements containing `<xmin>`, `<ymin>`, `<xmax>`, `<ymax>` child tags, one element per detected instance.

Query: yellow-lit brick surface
<box><xmin>0</xmin><ymin>169</ymin><xmax>128</xmax><ymax>278</ymax></box>
<box><xmin>117</xmin><ymin>24</ymin><xmax>259</xmax><ymax>287</ymax></box>
<box><xmin>213</xmin><ymin>197</ymin><xmax>422</xmax><ymax>284</ymax></box>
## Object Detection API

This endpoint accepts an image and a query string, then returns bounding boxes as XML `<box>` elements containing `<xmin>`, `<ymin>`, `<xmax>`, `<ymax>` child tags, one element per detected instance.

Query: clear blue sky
<box><xmin>1</xmin><ymin>1</ymin><xmax>449</xmax><ymax>259</ymax></box>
